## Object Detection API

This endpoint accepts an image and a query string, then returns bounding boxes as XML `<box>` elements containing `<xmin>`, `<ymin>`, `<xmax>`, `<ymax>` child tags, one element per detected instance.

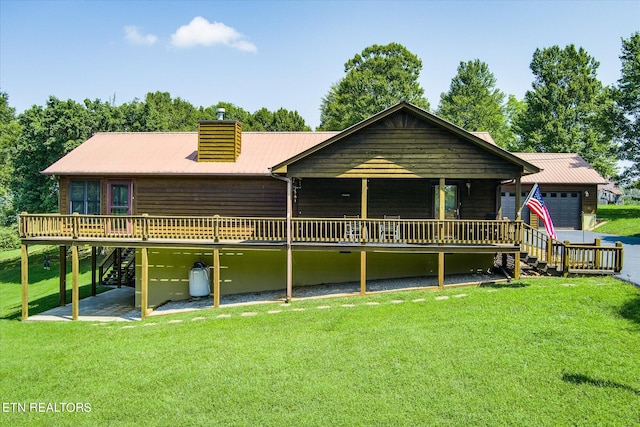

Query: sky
<box><xmin>1</xmin><ymin>0</ymin><xmax>638</xmax><ymax>130</ymax></box>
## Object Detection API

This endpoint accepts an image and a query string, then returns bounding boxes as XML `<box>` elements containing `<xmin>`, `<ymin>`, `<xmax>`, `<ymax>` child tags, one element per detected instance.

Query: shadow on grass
<box><xmin>619</xmin><ymin>295</ymin><xmax>640</xmax><ymax>325</ymax></box>
<box><xmin>480</xmin><ymin>281</ymin><xmax>530</xmax><ymax>289</ymax></box>
<box><xmin>563</xmin><ymin>373</ymin><xmax>640</xmax><ymax>395</ymax></box>
<box><xmin>1</xmin><ymin>284</ymin><xmax>113</xmax><ymax>321</ymax></box>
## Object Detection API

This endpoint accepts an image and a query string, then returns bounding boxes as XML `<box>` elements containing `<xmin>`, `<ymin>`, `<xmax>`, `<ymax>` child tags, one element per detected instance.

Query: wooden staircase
<box><xmin>99</xmin><ymin>248</ymin><xmax>136</xmax><ymax>287</ymax></box>
<box><xmin>520</xmin><ymin>224</ymin><xmax>623</xmax><ymax>277</ymax></box>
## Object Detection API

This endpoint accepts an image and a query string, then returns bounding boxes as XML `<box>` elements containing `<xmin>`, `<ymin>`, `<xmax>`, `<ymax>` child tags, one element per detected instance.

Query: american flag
<box><xmin>525</xmin><ymin>184</ymin><xmax>557</xmax><ymax>240</ymax></box>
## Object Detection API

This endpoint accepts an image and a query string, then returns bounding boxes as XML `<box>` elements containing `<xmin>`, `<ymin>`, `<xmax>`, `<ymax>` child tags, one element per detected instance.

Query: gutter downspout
<box><xmin>269</xmin><ymin>169</ymin><xmax>292</xmax><ymax>303</ymax></box>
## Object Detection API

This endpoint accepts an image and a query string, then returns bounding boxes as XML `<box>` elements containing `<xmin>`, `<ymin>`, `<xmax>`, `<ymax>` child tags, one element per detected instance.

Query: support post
<box><xmin>594</xmin><ymin>238</ymin><xmax>601</xmax><ymax>269</ymax></box>
<box><xmin>360</xmin><ymin>251</ymin><xmax>366</xmax><ymax>295</ymax></box>
<box><xmin>562</xmin><ymin>240</ymin><xmax>571</xmax><ymax>277</ymax></box>
<box><xmin>515</xmin><ymin>178</ymin><xmax>522</xmax><ymax>220</ymax></box>
<box><xmin>439</xmin><ymin>178</ymin><xmax>445</xmax><ymax>220</ymax></box>
<box><xmin>59</xmin><ymin>246</ymin><xmax>67</xmax><ymax>306</ymax></box>
<box><xmin>361</xmin><ymin>178</ymin><xmax>368</xmax><ymax>219</ymax></box>
<box><xmin>91</xmin><ymin>246</ymin><xmax>97</xmax><ymax>296</ymax></box>
<box><xmin>286</xmin><ymin>178</ymin><xmax>293</xmax><ymax>302</ymax></box>
<box><xmin>71</xmin><ymin>245</ymin><xmax>79</xmax><ymax>320</ymax></box>
<box><xmin>213</xmin><ymin>248</ymin><xmax>220</xmax><ymax>308</ymax></box>
<box><xmin>438</xmin><ymin>252</ymin><xmax>445</xmax><ymax>289</ymax></box>
<box><xmin>616</xmin><ymin>242</ymin><xmax>623</xmax><ymax>273</ymax></box>
<box><xmin>21</xmin><ymin>244</ymin><xmax>28</xmax><ymax>320</ymax></box>
<box><xmin>514</xmin><ymin>251</ymin><xmax>521</xmax><ymax>279</ymax></box>
<box><xmin>141</xmin><ymin>247</ymin><xmax>148</xmax><ymax>319</ymax></box>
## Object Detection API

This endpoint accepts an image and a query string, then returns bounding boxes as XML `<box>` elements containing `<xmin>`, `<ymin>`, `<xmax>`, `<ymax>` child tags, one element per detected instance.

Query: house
<box><xmin>501</xmin><ymin>153</ymin><xmax>607</xmax><ymax>230</ymax></box>
<box><xmin>599</xmin><ymin>180</ymin><xmax>623</xmax><ymax>205</ymax></box>
<box><xmin>18</xmin><ymin>102</ymin><xmax>621</xmax><ymax>320</ymax></box>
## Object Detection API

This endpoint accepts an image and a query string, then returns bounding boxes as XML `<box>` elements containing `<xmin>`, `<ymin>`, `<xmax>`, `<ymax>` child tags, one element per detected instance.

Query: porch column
<box><xmin>515</xmin><ymin>177</ymin><xmax>522</xmax><ymax>220</ymax></box>
<box><xmin>141</xmin><ymin>247</ymin><xmax>148</xmax><ymax>319</ymax></box>
<box><xmin>91</xmin><ymin>247</ymin><xmax>97</xmax><ymax>296</ymax></box>
<box><xmin>21</xmin><ymin>244</ymin><xmax>28</xmax><ymax>320</ymax></box>
<box><xmin>71</xmin><ymin>245</ymin><xmax>79</xmax><ymax>321</ymax></box>
<box><xmin>439</xmin><ymin>178</ymin><xmax>446</xmax><ymax>220</ymax></box>
<box><xmin>286</xmin><ymin>178</ymin><xmax>293</xmax><ymax>302</ymax></box>
<box><xmin>213</xmin><ymin>248</ymin><xmax>220</xmax><ymax>308</ymax></box>
<box><xmin>59</xmin><ymin>246</ymin><xmax>67</xmax><ymax>306</ymax></box>
<box><xmin>361</xmin><ymin>178</ymin><xmax>368</xmax><ymax>219</ymax></box>
<box><xmin>514</xmin><ymin>252</ymin><xmax>521</xmax><ymax>280</ymax></box>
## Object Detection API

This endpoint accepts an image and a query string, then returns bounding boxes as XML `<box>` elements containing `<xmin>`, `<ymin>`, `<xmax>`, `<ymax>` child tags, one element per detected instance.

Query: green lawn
<box><xmin>596</xmin><ymin>204</ymin><xmax>640</xmax><ymax>237</ymax></box>
<box><xmin>1</xmin><ymin>273</ymin><xmax>639</xmax><ymax>426</ymax></box>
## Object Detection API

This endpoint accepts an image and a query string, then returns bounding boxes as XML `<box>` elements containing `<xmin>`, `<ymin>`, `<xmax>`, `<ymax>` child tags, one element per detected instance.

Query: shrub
<box><xmin>0</xmin><ymin>225</ymin><xmax>20</xmax><ymax>250</ymax></box>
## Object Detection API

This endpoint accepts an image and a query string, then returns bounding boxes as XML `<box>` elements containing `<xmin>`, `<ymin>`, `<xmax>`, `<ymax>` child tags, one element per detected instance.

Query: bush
<box><xmin>0</xmin><ymin>225</ymin><xmax>20</xmax><ymax>250</ymax></box>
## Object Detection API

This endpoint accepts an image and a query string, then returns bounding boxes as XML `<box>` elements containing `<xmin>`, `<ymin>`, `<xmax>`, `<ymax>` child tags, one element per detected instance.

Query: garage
<box><xmin>501</xmin><ymin>190</ymin><xmax>581</xmax><ymax>229</ymax></box>
<box><xmin>500</xmin><ymin>153</ymin><xmax>606</xmax><ymax>231</ymax></box>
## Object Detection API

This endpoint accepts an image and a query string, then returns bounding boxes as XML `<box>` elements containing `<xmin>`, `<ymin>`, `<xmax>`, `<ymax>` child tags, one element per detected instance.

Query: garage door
<box><xmin>501</xmin><ymin>191</ymin><xmax>581</xmax><ymax>229</ymax></box>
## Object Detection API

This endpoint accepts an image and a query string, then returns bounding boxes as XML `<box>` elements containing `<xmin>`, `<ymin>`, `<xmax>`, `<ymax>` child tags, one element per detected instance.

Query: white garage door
<box><xmin>501</xmin><ymin>191</ymin><xmax>582</xmax><ymax>229</ymax></box>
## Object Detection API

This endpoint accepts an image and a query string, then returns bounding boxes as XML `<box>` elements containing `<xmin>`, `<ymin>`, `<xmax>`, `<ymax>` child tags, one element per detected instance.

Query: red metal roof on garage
<box><xmin>514</xmin><ymin>153</ymin><xmax>607</xmax><ymax>185</ymax></box>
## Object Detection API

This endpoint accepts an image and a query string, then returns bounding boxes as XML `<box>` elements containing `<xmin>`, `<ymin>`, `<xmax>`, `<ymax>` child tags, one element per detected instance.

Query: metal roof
<box><xmin>514</xmin><ymin>153</ymin><xmax>607</xmax><ymax>185</ymax></box>
<box><xmin>43</xmin><ymin>132</ymin><xmax>339</xmax><ymax>176</ymax></box>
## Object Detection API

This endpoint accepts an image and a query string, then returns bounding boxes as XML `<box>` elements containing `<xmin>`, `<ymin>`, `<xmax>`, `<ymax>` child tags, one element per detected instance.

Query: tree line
<box><xmin>1</xmin><ymin>32</ymin><xmax>638</xmax><ymax>229</ymax></box>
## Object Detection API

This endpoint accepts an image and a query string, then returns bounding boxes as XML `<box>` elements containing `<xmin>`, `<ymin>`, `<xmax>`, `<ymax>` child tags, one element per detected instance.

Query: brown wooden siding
<box><xmin>458</xmin><ymin>180</ymin><xmax>499</xmax><ymax>220</ymax></box>
<box><xmin>295</xmin><ymin>178</ymin><xmax>362</xmax><ymax>218</ymax></box>
<box><xmin>197</xmin><ymin>121</ymin><xmax>242</xmax><ymax>162</ymax></box>
<box><xmin>135</xmin><ymin>176</ymin><xmax>286</xmax><ymax>217</ymax></box>
<box><xmin>287</xmin><ymin>111</ymin><xmax>522</xmax><ymax>179</ymax></box>
<box><xmin>368</xmin><ymin>179</ymin><xmax>431</xmax><ymax>219</ymax></box>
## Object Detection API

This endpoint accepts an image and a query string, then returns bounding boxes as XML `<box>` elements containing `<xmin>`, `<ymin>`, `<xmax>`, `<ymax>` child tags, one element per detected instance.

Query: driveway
<box><xmin>555</xmin><ymin>230</ymin><xmax>640</xmax><ymax>287</ymax></box>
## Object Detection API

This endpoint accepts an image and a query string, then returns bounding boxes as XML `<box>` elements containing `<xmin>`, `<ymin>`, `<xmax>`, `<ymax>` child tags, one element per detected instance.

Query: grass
<box><xmin>595</xmin><ymin>204</ymin><xmax>640</xmax><ymax>237</ymax></box>
<box><xmin>1</xmin><ymin>272</ymin><xmax>639</xmax><ymax>426</ymax></box>
<box><xmin>0</xmin><ymin>245</ymin><xmax>110</xmax><ymax>320</ymax></box>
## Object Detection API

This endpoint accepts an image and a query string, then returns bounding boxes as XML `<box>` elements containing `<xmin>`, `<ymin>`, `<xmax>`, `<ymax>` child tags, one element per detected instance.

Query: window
<box><xmin>70</xmin><ymin>181</ymin><xmax>101</xmax><ymax>214</ymax></box>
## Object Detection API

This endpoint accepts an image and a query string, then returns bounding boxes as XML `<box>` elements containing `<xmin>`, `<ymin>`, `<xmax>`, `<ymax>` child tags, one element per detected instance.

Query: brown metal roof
<box><xmin>43</xmin><ymin>132</ymin><xmax>339</xmax><ymax>176</ymax></box>
<box><xmin>514</xmin><ymin>153</ymin><xmax>607</xmax><ymax>185</ymax></box>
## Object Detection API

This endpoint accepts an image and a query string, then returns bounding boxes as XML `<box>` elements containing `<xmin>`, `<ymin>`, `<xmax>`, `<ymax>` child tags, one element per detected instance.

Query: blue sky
<box><xmin>1</xmin><ymin>0</ymin><xmax>638</xmax><ymax>129</ymax></box>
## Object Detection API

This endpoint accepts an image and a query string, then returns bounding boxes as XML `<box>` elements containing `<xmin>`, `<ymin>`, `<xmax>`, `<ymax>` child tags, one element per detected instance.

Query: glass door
<box><xmin>434</xmin><ymin>185</ymin><xmax>458</xmax><ymax>219</ymax></box>
<box><xmin>108</xmin><ymin>181</ymin><xmax>132</xmax><ymax>234</ymax></box>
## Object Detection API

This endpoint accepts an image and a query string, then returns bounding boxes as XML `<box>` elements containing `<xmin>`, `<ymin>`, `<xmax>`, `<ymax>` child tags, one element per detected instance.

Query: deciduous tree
<box><xmin>514</xmin><ymin>45</ymin><xmax>617</xmax><ymax>178</ymax></box>
<box><xmin>318</xmin><ymin>43</ymin><xmax>430</xmax><ymax>130</ymax></box>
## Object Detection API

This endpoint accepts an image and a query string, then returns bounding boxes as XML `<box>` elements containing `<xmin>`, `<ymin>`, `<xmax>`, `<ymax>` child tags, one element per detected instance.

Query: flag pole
<box><xmin>518</xmin><ymin>182</ymin><xmax>538</xmax><ymax>218</ymax></box>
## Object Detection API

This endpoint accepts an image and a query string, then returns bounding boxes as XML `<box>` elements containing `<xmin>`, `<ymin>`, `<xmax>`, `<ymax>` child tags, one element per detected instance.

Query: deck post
<box><xmin>361</xmin><ymin>178</ymin><xmax>368</xmax><ymax>219</ymax></box>
<box><xmin>439</xmin><ymin>178</ymin><xmax>445</xmax><ymax>220</ymax></box>
<box><xmin>286</xmin><ymin>178</ymin><xmax>293</xmax><ymax>302</ymax></box>
<box><xmin>21</xmin><ymin>244</ymin><xmax>28</xmax><ymax>320</ymax></box>
<box><xmin>59</xmin><ymin>246</ymin><xmax>67</xmax><ymax>306</ymax></box>
<box><xmin>141</xmin><ymin>247</ymin><xmax>148</xmax><ymax>319</ymax></box>
<box><xmin>71</xmin><ymin>245</ymin><xmax>79</xmax><ymax>320</ymax></box>
<box><xmin>91</xmin><ymin>246</ymin><xmax>97</xmax><ymax>296</ymax></box>
<box><xmin>360</xmin><ymin>251</ymin><xmax>367</xmax><ymax>295</ymax></box>
<box><xmin>514</xmin><ymin>251</ymin><xmax>521</xmax><ymax>279</ymax></box>
<box><xmin>594</xmin><ymin>238</ymin><xmax>601</xmax><ymax>269</ymax></box>
<box><xmin>616</xmin><ymin>242</ymin><xmax>623</xmax><ymax>273</ymax></box>
<box><xmin>562</xmin><ymin>241</ymin><xmax>571</xmax><ymax>277</ymax></box>
<box><xmin>213</xmin><ymin>248</ymin><xmax>220</xmax><ymax>308</ymax></box>
<box><xmin>515</xmin><ymin>178</ymin><xmax>522</xmax><ymax>220</ymax></box>
<box><xmin>438</xmin><ymin>252</ymin><xmax>445</xmax><ymax>289</ymax></box>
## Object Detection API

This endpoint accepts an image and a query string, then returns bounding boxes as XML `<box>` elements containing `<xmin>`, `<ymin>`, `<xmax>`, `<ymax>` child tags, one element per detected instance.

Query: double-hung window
<box><xmin>69</xmin><ymin>181</ymin><xmax>101</xmax><ymax>214</ymax></box>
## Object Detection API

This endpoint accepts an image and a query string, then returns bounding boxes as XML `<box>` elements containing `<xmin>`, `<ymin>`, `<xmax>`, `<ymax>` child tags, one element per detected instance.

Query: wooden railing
<box><xmin>521</xmin><ymin>224</ymin><xmax>623</xmax><ymax>274</ymax></box>
<box><xmin>19</xmin><ymin>214</ymin><xmax>524</xmax><ymax>246</ymax></box>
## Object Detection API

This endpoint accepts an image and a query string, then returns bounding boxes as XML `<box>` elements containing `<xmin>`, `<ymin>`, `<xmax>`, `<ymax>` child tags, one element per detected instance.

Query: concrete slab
<box><xmin>27</xmin><ymin>287</ymin><xmax>140</xmax><ymax>322</ymax></box>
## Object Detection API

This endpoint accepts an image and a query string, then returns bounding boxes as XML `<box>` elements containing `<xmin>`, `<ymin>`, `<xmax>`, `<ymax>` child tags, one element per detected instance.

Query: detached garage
<box><xmin>501</xmin><ymin>153</ymin><xmax>607</xmax><ymax>230</ymax></box>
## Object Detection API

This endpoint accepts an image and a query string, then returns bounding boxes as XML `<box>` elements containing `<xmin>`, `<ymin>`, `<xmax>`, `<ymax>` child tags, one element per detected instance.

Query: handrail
<box><xmin>19</xmin><ymin>213</ymin><xmax>523</xmax><ymax>246</ymax></box>
<box><xmin>521</xmin><ymin>223</ymin><xmax>623</xmax><ymax>274</ymax></box>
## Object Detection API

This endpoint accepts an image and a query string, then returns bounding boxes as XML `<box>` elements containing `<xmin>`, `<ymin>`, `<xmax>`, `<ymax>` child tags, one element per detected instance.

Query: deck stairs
<box><xmin>99</xmin><ymin>248</ymin><xmax>136</xmax><ymax>287</ymax></box>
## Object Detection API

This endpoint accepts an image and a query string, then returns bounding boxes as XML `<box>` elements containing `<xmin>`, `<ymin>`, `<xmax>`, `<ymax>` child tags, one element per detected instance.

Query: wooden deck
<box><xmin>18</xmin><ymin>213</ymin><xmax>522</xmax><ymax>248</ymax></box>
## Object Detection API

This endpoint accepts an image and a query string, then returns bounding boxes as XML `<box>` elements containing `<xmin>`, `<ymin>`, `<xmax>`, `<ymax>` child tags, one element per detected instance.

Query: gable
<box><xmin>286</xmin><ymin>110</ymin><xmax>524</xmax><ymax>179</ymax></box>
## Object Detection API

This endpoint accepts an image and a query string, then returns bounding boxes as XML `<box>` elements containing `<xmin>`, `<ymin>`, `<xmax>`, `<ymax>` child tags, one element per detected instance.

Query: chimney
<box><xmin>197</xmin><ymin>108</ymin><xmax>242</xmax><ymax>162</ymax></box>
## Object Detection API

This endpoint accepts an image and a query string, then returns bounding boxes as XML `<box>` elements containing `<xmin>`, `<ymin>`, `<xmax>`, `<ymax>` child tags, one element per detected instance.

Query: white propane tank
<box><xmin>189</xmin><ymin>262</ymin><xmax>210</xmax><ymax>297</ymax></box>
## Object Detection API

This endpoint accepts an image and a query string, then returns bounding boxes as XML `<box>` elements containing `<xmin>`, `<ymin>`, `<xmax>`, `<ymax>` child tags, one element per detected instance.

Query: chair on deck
<box><xmin>344</xmin><ymin>215</ymin><xmax>365</xmax><ymax>240</ymax></box>
<box><xmin>379</xmin><ymin>215</ymin><xmax>400</xmax><ymax>240</ymax></box>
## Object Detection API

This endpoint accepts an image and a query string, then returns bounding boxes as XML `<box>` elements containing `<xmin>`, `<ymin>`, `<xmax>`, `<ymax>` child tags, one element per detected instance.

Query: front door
<box><xmin>434</xmin><ymin>185</ymin><xmax>458</xmax><ymax>219</ymax></box>
<box><xmin>108</xmin><ymin>181</ymin><xmax>132</xmax><ymax>233</ymax></box>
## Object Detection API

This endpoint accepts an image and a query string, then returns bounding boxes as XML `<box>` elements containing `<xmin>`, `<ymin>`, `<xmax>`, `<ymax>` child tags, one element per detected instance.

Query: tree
<box><xmin>318</xmin><ymin>42</ymin><xmax>430</xmax><ymax>130</ymax></box>
<box><xmin>437</xmin><ymin>59</ymin><xmax>512</xmax><ymax>147</ymax></box>
<box><xmin>0</xmin><ymin>92</ymin><xmax>21</xmax><ymax>224</ymax></box>
<box><xmin>11</xmin><ymin>97</ymin><xmax>93</xmax><ymax>214</ymax></box>
<box><xmin>614</xmin><ymin>32</ymin><xmax>640</xmax><ymax>183</ymax></box>
<box><xmin>513</xmin><ymin>45</ymin><xmax>617</xmax><ymax>178</ymax></box>
<box><xmin>143</xmin><ymin>91</ymin><xmax>199</xmax><ymax>131</ymax></box>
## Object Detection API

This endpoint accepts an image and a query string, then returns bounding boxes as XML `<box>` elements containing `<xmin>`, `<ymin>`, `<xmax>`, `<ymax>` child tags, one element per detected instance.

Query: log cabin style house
<box><xmin>18</xmin><ymin>102</ymin><xmax>621</xmax><ymax>320</ymax></box>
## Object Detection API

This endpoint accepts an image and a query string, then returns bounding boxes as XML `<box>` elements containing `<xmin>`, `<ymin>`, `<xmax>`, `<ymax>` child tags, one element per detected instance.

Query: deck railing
<box><xmin>19</xmin><ymin>213</ymin><xmax>522</xmax><ymax>246</ymax></box>
<box><xmin>521</xmin><ymin>224</ymin><xmax>623</xmax><ymax>274</ymax></box>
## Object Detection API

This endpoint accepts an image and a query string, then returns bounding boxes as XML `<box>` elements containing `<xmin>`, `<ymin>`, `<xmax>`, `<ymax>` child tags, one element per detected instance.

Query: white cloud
<box><xmin>124</xmin><ymin>26</ymin><xmax>158</xmax><ymax>46</ymax></box>
<box><xmin>170</xmin><ymin>16</ymin><xmax>257</xmax><ymax>52</ymax></box>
